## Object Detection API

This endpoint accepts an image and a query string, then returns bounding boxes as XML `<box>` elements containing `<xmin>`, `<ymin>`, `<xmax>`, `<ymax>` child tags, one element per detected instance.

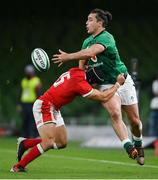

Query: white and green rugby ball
<box><xmin>31</xmin><ymin>48</ymin><xmax>50</xmax><ymax>72</ymax></box>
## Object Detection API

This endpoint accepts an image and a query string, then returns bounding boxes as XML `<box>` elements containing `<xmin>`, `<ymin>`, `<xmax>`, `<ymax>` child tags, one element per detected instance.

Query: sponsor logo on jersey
<box><xmin>89</xmin><ymin>62</ymin><xmax>103</xmax><ymax>68</ymax></box>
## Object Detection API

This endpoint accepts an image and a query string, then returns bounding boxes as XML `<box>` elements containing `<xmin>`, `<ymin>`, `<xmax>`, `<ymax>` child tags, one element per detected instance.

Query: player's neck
<box><xmin>92</xmin><ymin>27</ymin><xmax>105</xmax><ymax>37</ymax></box>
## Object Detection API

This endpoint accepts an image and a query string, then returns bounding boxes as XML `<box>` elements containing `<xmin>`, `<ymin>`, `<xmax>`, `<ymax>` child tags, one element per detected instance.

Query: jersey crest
<box><xmin>90</xmin><ymin>55</ymin><xmax>97</xmax><ymax>62</ymax></box>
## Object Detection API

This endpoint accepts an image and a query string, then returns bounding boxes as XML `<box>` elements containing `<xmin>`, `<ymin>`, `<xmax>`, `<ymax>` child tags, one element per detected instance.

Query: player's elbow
<box><xmin>84</xmin><ymin>49</ymin><xmax>96</xmax><ymax>59</ymax></box>
<box><xmin>87</xmin><ymin>90</ymin><xmax>104</xmax><ymax>101</ymax></box>
<box><xmin>102</xmin><ymin>96</ymin><xmax>110</xmax><ymax>103</ymax></box>
<box><xmin>89</xmin><ymin>94</ymin><xmax>102</xmax><ymax>101</ymax></box>
<box><xmin>84</xmin><ymin>53</ymin><xmax>95</xmax><ymax>59</ymax></box>
<box><xmin>88</xmin><ymin>51</ymin><xmax>96</xmax><ymax>58</ymax></box>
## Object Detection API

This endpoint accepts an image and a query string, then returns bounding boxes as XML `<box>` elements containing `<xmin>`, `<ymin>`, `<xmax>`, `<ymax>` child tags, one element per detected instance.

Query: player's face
<box><xmin>86</xmin><ymin>13</ymin><xmax>101</xmax><ymax>35</ymax></box>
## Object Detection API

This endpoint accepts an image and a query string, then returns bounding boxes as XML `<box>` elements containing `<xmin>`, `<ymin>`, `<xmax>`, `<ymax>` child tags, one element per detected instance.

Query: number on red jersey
<box><xmin>53</xmin><ymin>72</ymin><xmax>70</xmax><ymax>87</ymax></box>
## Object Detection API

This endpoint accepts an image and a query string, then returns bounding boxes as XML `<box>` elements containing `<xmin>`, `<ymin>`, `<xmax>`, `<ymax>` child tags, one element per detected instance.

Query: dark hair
<box><xmin>90</xmin><ymin>8</ymin><xmax>112</xmax><ymax>27</ymax></box>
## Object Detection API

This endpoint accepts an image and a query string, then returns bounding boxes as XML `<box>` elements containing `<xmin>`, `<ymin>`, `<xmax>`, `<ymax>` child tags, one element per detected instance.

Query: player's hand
<box><xmin>117</xmin><ymin>74</ymin><xmax>125</xmax><ymax>85</ymax></box>
<box><xmin>52</xmin><ymin>49</ymin><xmax>69</xmax><ymax>67</ymax></box>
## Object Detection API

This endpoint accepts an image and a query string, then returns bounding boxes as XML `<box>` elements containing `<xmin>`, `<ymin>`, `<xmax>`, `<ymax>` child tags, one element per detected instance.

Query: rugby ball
<box><xmin>31</xmin><ymin>48</ymin><xmax>50</xmax><ymax>72</ymax></box>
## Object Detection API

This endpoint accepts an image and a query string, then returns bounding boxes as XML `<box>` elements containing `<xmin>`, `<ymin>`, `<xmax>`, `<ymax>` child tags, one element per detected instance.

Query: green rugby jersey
<box><xmin>81</xmin><ymin>31</ymin><xmax>128</xmax><ymax>84</ymax></box>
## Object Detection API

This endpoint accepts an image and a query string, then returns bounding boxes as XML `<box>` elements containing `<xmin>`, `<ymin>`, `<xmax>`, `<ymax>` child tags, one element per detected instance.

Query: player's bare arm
<box><xmin>52</xmin><ymin>44</ymin><xmax>105</xmax><ymax>67</ymax></box>
<box><xmin>87</xmin><ymin>74</ymin><xmax>125</xmax><ymax>102</ymax></box>
<box><xmin>79</xmin><ymin>59</ymin><xmax>87</xmax><ymax>70</ymax></box>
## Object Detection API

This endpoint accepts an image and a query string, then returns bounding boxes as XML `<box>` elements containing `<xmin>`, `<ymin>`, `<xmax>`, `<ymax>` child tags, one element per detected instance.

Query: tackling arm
<box><xmin>86</xmin><ymin>74</ymin><xmax>125</xmax><ymax>102</ymax></box>
<box><xmin>87</xmin><ymin>82</ymin><xmax>120</xmax><ymax>102</ymax></box>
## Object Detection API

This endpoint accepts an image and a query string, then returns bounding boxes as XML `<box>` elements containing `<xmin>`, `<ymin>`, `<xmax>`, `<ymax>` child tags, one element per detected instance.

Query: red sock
<box><xmin>23</xmin><ymin>138</ymin><xmax>42</xmax><ymax>149</ymax></box>
<box><xmin>18</xmin><ymin>144</ymin><xmax>44</xmax><ymax>167</ymax></box>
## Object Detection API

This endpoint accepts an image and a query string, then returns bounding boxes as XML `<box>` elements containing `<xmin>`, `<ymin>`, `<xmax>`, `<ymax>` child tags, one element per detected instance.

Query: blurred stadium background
<box><xmin>0</xmin><ymin>0</ymin><xmax>158</xmax><ymax>142</ymax></box>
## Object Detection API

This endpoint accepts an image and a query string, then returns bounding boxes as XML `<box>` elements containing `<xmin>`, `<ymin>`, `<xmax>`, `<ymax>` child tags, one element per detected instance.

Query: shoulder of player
<box><xmin>83</xmin><ymin>35</ymin><xmax>93</xmax><ymax>44</ymax></box>
<box><xmin>69</xmin><ymin>68</ymin><xmax>87</xmax><ymax>81</ymax></box>
<box><xmin>69</xmin><ymin>67</ymin><xmax>85</xmax><ymax>74</ymax></box>
<box><xmin>96</xmin><ymin>31</ymin><xmax>114</xmax><ymax>39</ymax></box>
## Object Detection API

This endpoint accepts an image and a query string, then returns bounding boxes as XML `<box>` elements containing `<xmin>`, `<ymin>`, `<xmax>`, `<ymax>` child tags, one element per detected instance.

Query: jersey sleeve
<box><xmin>95</xmin><ymin>34</ymin><xmax>113</xmax><ymax>49</ymax></box>
<box><xmin>76</xmin><ymin>80</ymin><xmax>94</xmax><ymax>97</ymax></box>
<box><xmin>81</xmin><ymin>38</ymin><xmax>90</xmax><ymax>50</ymax></box>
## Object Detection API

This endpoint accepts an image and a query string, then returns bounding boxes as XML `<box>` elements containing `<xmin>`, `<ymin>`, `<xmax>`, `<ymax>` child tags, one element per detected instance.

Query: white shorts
<box><xmin>33</xmin><ymin>99</ymin><xmax>65</xmax><ymax>129</ymax></box>
<box><xmin>99</xmin><ymin>74</ymin><xmax>138</xmax><ymax>105</ymax></box>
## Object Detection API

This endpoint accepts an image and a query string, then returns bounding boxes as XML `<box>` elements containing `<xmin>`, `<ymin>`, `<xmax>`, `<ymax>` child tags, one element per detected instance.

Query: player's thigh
<box><xmin>102</xmin><ymin>94</ymin><xmax>122</xmax><ymax>115</ymax></box>
<box><xmin>38</xmin><ymin>123</ymin><xmax>57</xmax><ymax>139</ymax></box>
<box><xmin>55</xmin><ymin>125</ymin><xmax>68</xmax><ymax>144</ymax></box>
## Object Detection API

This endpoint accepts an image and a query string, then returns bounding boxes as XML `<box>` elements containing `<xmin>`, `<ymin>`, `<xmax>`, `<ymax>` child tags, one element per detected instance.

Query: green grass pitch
<box><xmin>0</xmin><ymin>137</ymin><xmax>158</xmax><ymax>179</ymax></box>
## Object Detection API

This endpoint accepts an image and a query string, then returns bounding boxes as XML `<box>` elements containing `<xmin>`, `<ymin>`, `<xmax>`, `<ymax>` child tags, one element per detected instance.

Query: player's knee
<box><xmin>61</xmin><ymin>139</ymin><xmax>68</xmax><ymax>148</ymax></box>
<box><xmin>45</xmin><ymin>138</ymin><xmax>56</xmax><ymax>150</ymax></box>
<box><xmin>57</xmin><ymin>139</ymin><xmax>68</xmax><ymax>149</ymax></box>
<box><xmin>110</xmin><ymin>110</ymin><xmax>121</xmax><ymax>120</ymax></box>
<box><xmin>56</xmin><ymin>131</ymin><xmax>68</xmax><ymax>149</ymax></box>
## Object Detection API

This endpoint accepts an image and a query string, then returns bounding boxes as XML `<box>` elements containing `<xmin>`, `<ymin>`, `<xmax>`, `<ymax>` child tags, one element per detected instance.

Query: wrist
<box><xmin>69</xmin><ymin>53</ymin><xmax>74</xmax><ymax>60</ymax></box>
<box><xmin>115</xmin><ymin>82</ymin><xmax>120</xmax><ymax>89</ymax></box>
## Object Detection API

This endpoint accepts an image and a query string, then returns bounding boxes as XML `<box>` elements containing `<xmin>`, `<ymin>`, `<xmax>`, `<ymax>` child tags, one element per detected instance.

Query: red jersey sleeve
<box><xmin>76</xmin><ymin>80</ymin><xmax>94</xmax><ymax>97</ymax></box>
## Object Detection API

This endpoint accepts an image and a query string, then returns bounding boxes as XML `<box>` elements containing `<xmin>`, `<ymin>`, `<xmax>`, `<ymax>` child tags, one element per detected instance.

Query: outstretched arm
<box><xmin>52</xmin><ymin>44</ymin><xmax>105</xmax><ymax>67</ymax></box>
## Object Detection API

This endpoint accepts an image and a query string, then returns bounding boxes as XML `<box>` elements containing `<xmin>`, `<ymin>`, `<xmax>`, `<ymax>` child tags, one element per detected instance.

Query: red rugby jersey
<box><xmin>39</xmin><ymin>68</ymin><xmax>93</xmax><ymax>110</ymax></box>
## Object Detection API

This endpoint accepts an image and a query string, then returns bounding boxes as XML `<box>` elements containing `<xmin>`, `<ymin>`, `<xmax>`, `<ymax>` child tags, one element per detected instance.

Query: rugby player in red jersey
<box><xmin>10</xmin><ymin>67</ymin><xmax>125</xmax><ymax>172</ymax></box>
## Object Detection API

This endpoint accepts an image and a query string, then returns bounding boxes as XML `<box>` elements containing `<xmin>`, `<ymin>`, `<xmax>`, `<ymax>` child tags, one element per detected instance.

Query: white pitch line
<box><xmin>1</xmin><ymin>149</ymin><xmax>158</xmax><ymax>169</ymax></box>
<box><xmin>44</xmin><ymin>154</ymin><xmax>158</xmax><ymax>169</ymax></box>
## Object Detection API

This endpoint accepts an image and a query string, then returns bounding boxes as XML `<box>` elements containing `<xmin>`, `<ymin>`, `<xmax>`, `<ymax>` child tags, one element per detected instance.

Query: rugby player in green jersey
<box><xmin>52</xmin><ymin>8</ymin><xmax>144</xmax><ymax>165</ymax></box>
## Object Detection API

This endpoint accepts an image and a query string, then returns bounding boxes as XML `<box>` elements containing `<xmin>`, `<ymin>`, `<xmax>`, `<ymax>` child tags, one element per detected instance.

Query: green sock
<box><xmin>132</xmin><ymin>135</ymin><xmax>142</xmax><ymax>147</ymax></box>
<box><xmin>124</xmin><ymin>142</ymin><xmax>133</xmax><ymax>152</ymax></box>
<box><xmin>133</xmin><ymin>139</ymin><xmax>142</xmax><ymax>147</ymax></box>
